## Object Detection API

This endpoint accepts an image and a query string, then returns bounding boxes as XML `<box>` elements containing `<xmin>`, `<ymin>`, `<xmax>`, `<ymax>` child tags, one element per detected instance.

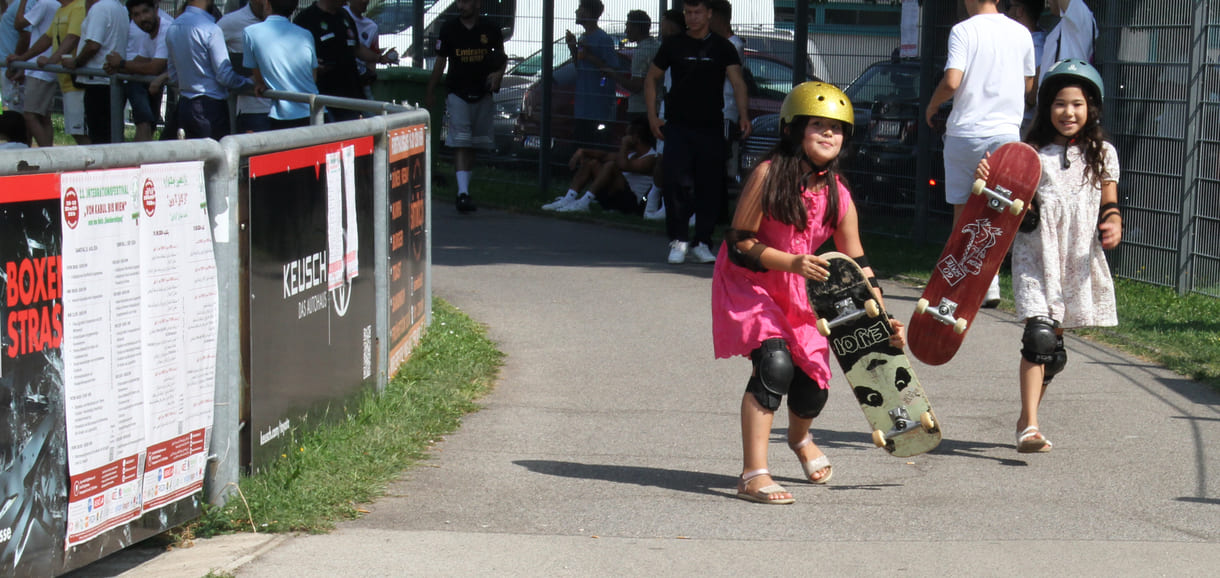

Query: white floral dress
<box><xmin>1012</xmin><ymin>142</ymin><xmax>1119</xmax><ymax>328</ymax></box>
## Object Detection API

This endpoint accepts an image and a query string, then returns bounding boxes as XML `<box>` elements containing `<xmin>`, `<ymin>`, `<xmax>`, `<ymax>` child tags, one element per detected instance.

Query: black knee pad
<box><xmin>746</xmin><ymin>338</ymin><xmax>794</xmax><ymax>411</ymax></box>
<box><xmin>787</xmin><ymin>369</ymin><xmax>828</xmax><ymax>419</ymax></box>
<box><xmin>1043</xmin><ymin>335</ymin><xmax>1067</xmax><ymax>385</ymax></box>
<box><xmin>1020</xmin><ymin>316</ymin><xmax>1060</xmax><ymax>365</ymax></box>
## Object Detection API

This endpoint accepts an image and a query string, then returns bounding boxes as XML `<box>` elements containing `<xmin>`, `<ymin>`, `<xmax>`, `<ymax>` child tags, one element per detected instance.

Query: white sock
<box><xmin>456</xmin><ymin>170</ymin><xmax>472</xmax><ymax>194</ymax></box>
<box><xmin>582</xmin><ymin>190</ymin><xmax>595</xmax><ymax>200</ymax></box>
<box><xmin>566</xmin><ymin>188</ymin><xmax>579</xmax><ymax>198</ymax></box>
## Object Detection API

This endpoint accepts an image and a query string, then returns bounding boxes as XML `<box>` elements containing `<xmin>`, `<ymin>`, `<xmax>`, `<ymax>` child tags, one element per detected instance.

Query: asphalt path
<box><xmin>75</xmin><ymin>207</ymin><xmax>1220</xmax><ymax>576</ymax></box>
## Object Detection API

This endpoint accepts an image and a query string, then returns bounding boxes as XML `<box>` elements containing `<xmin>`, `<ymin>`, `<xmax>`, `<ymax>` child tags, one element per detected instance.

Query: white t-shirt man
<box><xmin>75</xmin><ymin>0</ymin><xmax>128</xmax><ymax>85</ymax></box>
<box><xmin>1040</xmin><ymin>0</ymin><xmax>1096</xmax><ymax>85</ymax></box>
<box><xmin>943</xmin><ymin>13</ymin><xmax>1035</xmax><ymax>139</ymax></box>
<box><xmin>126</xmin><ymin>9</ymin><xmax>172</xmax><ymax>60</ymax></box>
<box><xmin>15</xmin><ymin>0</ymin><xmax>61</xmax><ymax>84</ymax></box>
<box><xmin>217</xmin><ymin>4</ymin><xmax>271</xmax><ymax>116</ymax></box>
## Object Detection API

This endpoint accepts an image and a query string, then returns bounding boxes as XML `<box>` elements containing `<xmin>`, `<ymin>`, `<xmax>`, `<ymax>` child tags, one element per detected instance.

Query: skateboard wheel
<box><xmin>971</xmin><ymin>179</ymin><xmax>986</xmax><ymax>196</ymax></box>
<box><xmin>872</xmin><ymin>429</ymin><xmax>887</xmax><ymax>448</ymax></box>
<box><xmin>864</xmin><ymin>299</ymin><xmax>880</xmax><ymax>318</ymax></box>
<box><xmin>1009</xmin><ymin>198</ymin><xmax>1025</xmax><ymax>215</ymax></box>
<box><xmin>816</xmin><ymin>318</ymin><xmax>831</xmax><ymax>337</ymax></box>
<box><xmin>915</xmin><ymin>298</ymin><xmax>929</xmax><ymax>315</ymax></box>
<box><xmin>953</xmin><ymin>318</ymin><xmax>968</xmax><ymax>334</ymax></box>
<box><xmin>920</xmin><ymin>412</ymin><xmax>936</xmax><ymax>432</ymax></box>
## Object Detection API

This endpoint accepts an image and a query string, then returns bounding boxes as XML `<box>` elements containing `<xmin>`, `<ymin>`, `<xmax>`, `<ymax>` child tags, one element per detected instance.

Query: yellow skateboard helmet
<box><xmin>779</xmin><ymin>81</ymin><xmax>854</xmax><ymax>136</ymax></box>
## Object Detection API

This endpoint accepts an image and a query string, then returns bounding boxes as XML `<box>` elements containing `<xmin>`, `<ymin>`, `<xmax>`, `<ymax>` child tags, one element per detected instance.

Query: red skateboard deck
<box><xmin>908</xmin><ymin>142</ymin><xmax>1041</xmax><ymax>366</ymax></box>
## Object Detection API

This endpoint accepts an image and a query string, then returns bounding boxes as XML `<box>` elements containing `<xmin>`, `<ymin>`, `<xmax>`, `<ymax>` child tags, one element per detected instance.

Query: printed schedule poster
<box><xmin>60</xmin><ymin>169</ymin><xmax>145</xmax><ymax>547</ymax></box>
<box><xmin>387</xmin><ymin>124</ymin><xmax>428</xmax><ymax>373</ymax></box>
<box><xmin>137</xmin><ymin>162</ymin><xmax>216</xmax><ymax>513</ymax></box>
<box><xmin>1</xmin><ymin>173</ymin><xmax>69</xmax><ymax>575</ymax></box>
<box><xmin>247</xmin><ymin>137</ymin><xmax>378</xmax><ymax>467</ymax></box>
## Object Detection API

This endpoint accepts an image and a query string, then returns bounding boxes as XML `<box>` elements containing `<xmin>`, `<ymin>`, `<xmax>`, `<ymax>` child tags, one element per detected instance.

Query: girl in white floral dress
<box><xmin>977</xmin><ymin>59</ymin><xmax>1122</xmax><ymax>453</ymax></box>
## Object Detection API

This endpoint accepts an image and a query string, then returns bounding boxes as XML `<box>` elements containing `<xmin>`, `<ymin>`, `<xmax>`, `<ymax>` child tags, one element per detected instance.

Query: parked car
<box><xmin>739</xmin><ymin>56</ymin><xmax>949</xmax><ymax>209</ymax></box>
<box><xmin>512</xmin><ymin>30</ymin><xmax>818</xmax><ymax>162</ymax></box>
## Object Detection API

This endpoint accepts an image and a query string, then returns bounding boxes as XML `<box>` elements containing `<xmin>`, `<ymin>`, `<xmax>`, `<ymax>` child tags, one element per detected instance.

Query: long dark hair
<box><xmin>1026</xmin><ymin>78</ymin><xmax>1109</xmax><ymax>187</ymax></box>
<box><xmin>759</xmin><ymin>116</ymin><xmax>843</xmax><ymax>230</ymax></box>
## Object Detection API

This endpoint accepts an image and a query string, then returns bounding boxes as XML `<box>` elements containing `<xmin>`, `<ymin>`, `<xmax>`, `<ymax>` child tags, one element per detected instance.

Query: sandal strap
<box><xmin>788</xmin><ymin>433</ymin><xmax>813</xmax><ymax>452</ymax></box>
<box><xmin>740</xmin><ymin>468</ymin><xmax>770</xmax><ymax>483</ymax></box>
<box><xmin>1017</xmin><ymin>426</ymin><xmax>1042</xmax><ymax>442</ymax></box>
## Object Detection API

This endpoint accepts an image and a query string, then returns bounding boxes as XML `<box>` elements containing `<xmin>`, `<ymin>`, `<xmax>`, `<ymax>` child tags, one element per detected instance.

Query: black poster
<box><xmin>247</xmin><ymin>138</ymin><xmax>379</xmax><ymax>468</ymax></box>
<box><xmin>387</xmin><ymin>125</ymin><xmax>428</xmax><ymax>373</ymax></box>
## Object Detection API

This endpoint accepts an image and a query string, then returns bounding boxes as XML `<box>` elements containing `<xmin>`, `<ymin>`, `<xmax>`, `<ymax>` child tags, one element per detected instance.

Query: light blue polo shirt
<box><xmin>242</xmin><ymin>15</ymin><xmax>317</xmax><ymax>120</ymax></box>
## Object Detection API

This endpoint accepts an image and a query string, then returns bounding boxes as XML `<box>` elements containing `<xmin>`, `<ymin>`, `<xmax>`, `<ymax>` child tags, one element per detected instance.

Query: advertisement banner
<box><xmin>387</xmin><ymin>124</ymin><xmax>428</xmax><ymax>373</ymax></box>
<box><xmin>247</xmin><ymin>137</ymin><xmax>378</xmax><ymax>467</ymax></box>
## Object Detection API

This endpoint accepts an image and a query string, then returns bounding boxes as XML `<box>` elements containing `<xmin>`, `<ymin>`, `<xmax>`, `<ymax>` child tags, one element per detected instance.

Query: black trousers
<box><xmin>661</xmin><ymin>122</ymin><xmax>725</xmax><ymax>246</ymax></box>
<box><xmin>178</xmin><ymin>96</ymin><xmax>231</xmax><ymax>140</ymax></box>
<box><xmin>83</xmin><ymin>84</ymin><xmax>112</xmax><ymax>143</ymax></box>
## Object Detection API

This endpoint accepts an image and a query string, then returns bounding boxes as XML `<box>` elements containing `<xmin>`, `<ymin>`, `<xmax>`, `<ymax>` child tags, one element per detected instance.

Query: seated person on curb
<box><xmin>544</xmin><ymin>117</ymin><xmax>658</xmax><ymax>214</ymax></box>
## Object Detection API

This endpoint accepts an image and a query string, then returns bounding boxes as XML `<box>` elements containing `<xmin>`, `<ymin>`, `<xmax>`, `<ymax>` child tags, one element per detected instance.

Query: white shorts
<box><xmin>444</xmin><ymin>93</ymin><xmax>494</xmax><ymax>150</ymax></box>
<box><xmin>62</xmin><ymin>90</ymin><xmax>87</xmax><ymax>136</ymax></box>
<box><xmin>1</xmin><ymin>74</ymin><xmax>24</xmax><ymax>113</ymax></box>
<box><xmin>942</xmin><ymin>133</ymin><xmax>1019</xmax><ymax>204</ymax></box>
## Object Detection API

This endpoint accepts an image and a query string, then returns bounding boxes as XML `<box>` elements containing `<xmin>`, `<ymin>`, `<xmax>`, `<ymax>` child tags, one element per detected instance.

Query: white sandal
<box><xmin>1017</xmin><ymin>426</ymin><xmax>1053</xmax><ymax>453</ymax></box>
<box><xmin>736</xmin><ymin>469</ymin><xmax>795</xmax><ymax>505</ymax></box>
<box><xmin>789</xmin><ymin>434</ymin><xmax>833</xmax><ymax>484</ymax></box>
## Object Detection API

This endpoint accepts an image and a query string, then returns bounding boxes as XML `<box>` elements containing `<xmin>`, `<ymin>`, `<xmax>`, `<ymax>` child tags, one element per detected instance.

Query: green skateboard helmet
<box><xmin>1041</xmin><ymin>58</ymin><xmax>1104</xmax><ymax>102</ymax></box>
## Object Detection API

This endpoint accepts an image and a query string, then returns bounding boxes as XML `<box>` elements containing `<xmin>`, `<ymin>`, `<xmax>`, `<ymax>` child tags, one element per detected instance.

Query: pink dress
<box><xmin>711</xmin><ymin>174</ymin><xmax>853</xmax><ymax>388</ymax></box>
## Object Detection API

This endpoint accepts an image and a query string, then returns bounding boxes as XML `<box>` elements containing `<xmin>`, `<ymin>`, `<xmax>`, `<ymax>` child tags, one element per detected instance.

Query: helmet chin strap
<box><xmin>801</xmin><ymin>153</ymin><xmax>831</xmax><ymax>182</ymax></box>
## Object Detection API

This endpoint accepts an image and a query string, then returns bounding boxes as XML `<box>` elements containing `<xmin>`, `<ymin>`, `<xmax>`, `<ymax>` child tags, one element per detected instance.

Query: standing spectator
<box><xmin>165</xmin><ymin>0</ymin><xmax>252</xmax><ymax>139</ymax></box>
<box><xmin>294</xmin><ymin>0</ymin><xmax>386</xmax><ymax>122</ymax></box>
<box><xmin>424</xmin><ymin>0</ymin><xmax>506</xmax><ymax>214</ymax></box>
<box><xmin>103</xmin><ymin>0</ymin><xmax>170</xmax><ymax>142</ymax></box>
<box><xmin>10</xmin><ymin>0</ymin><xmax>87</xmax><ymax>144</ymax></box>
<box><xmin>3</xmin><ymin>0</ymin><xmax>60</xmax><ymax>145</ymax></box>
<box><xmin>1004</xmin><ymin>0</ymin><xmax>1047</xmax><ymax>132</ymax></box>
<box><xmin>1</xmin><ymin>0</ymin><xmax>29</xmax><ymax>113</ymax></box>
<box><xmin>345</xmin><ymin>0</ymin><xmax>378</xmax><ymax>99</ymax></box>
<box><xmin>926</xmin><ymin>0</ymin><xmax>1034</xmax><ymax>306</ymax></box>
<box><xmin>645</xmin><ymin>0</ymin><xmax>750</xmax><ymax>264</ymax></box>
<box><xmin>244</xmin><ymin>0</ymin><xmax>316</xmax><ymax>129</ymax></box>
<box><xmin>218</xmin><ymin>0</ymin><xmax>271</xmax><ymax>133</ymax></box>
<box><xmin>564</xmin><ymin>0</ymin><xmax>617</xmax><ymax>150</ymax></box>
<box><xmin>595</xmin><ymin>9</ymin><xmax>658</xmax><ymax>122</ymax></box>
<box><xmin>642</xmin><ymin>7</ymin><xmax>685</xmax><ymax>220</ymax></box>
<box><xmin>64</xmin><ymin>0</ymin><xmax>128</xmax><ymax>144</ymax></box>
<box><xmin>710</xmin><ymin>0</ymin><xmax>745</xmax><ymax>216</ymax></box>
<box><xmin>1040</xmin><ymin>0</ymin><xmax>1095</xmax><ymax>86</ymax></box>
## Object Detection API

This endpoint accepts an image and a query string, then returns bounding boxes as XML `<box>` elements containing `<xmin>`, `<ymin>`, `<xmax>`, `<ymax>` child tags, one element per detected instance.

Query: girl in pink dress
<box><xmin>712</xmin><ymin>82</ymin><xmax>905</xmax><ymax>504</ymax></box>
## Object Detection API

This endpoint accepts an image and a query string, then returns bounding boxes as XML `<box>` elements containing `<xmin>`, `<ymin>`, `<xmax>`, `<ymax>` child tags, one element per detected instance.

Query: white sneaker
<box><xmin>983</xmin><ymin>275</ymin><xmax>1001</xmax><ymax>308</ymax></box>
<box><xmin>667</xmin><ymin>240</ymin><xmax>688</xmax><ymax>264</ymax></box>
<box><xmin>557</xmin><ymin>193</ymin><xmax>594</xmax><ymax>212</ymax></box>
<box><xmin>542</xmin><ymin>191</ymin><xmax>577</xmax><ymax>211</ymax></box>
<box><xmin>690</xmin><ymin>242</ymin><xmax>717</xmax><ymax>264</ymax></box>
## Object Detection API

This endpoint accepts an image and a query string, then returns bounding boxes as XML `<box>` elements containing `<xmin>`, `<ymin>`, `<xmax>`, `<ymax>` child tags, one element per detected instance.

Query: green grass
<box><xmin>187</xmin><ymin>298</ymin><xmax>503</xmax><ymax>537</ymax></box>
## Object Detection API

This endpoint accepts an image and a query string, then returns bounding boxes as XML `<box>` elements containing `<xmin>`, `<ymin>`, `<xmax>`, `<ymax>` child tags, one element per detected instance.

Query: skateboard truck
<box><xmin>871</xmin><ymin>407</ymin><xmax>938</xmax><ymax>449</ymax></box>
<box><xmin>816</xmin><ymin>297</ymin><xmax>880</xmax><ymax>337</ymax></box>
<box><xmin>914</xmin><ymin>297</ymin><xmax>968</xmax><ymax>334</ymax></box>
<box><xmin>972</xmin><ymin>178</ymin><xmax>1026</xmax><ymax>215</ymax></box>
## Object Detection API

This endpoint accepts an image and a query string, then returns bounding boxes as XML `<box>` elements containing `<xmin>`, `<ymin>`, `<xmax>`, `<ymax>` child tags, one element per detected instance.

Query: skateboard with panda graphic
<box><xmin>807</xmin><ymin>252</ymin><xmax>941</xmax><ymax>457</ymax></box>
<box><xmin>907</xmin><ymin>142</ymin><xmax>1041</xmax><ymax>366</ymax></box>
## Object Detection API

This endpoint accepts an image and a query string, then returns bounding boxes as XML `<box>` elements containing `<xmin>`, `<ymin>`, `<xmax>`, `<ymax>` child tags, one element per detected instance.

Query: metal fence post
<box><xmin>110</xmin><ymin>78</ymin><xmax>124</xmax><ymax>143</ymax></box>
<box><xmin>1178</xmin><ymin>0</ymin><xmax>1206</xmax><ymax>295</ymax></box>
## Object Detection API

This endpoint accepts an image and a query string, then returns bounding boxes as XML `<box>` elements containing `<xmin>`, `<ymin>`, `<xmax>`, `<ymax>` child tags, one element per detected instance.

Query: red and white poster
<box><xmin>60</xmin><ymin>168</ymin><xmax>145</xmax><ymax>546</ymax></box>
<box><xmin>137</xmin><ymin>161</ymin><xmax>215</xmax><ymax>512</ymax></box>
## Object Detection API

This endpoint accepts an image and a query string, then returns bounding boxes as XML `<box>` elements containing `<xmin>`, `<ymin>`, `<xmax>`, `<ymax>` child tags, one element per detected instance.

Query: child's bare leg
<box><xmin>787</xmin><ymin>412</ymin><xmax>831</xmax><ymax>482</ymax></box>
<box><xmin>741</xmin><ymin>392</ymin><xmax>775</xmax><ymax>474</ymax></box>
<box><xmin>1017</xmin><ymin>357</ymin><xmax>1045</xmax><ymax>433</ymax></box>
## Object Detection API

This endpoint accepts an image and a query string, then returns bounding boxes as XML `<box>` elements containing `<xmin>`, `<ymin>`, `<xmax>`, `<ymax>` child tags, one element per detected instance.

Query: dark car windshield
<box><xmin>845</xmin><ymin>62</ymin><xmax>920</xmax><ymax>104</ymax></box>
<box><xmin>367</xmin><ymin>0</ymin><xmax>438</xmax><ymax>36</ymax></box>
